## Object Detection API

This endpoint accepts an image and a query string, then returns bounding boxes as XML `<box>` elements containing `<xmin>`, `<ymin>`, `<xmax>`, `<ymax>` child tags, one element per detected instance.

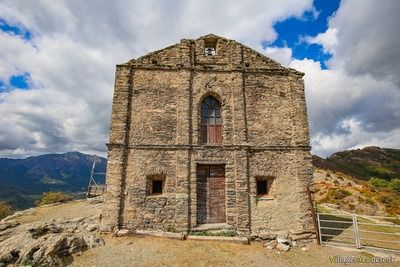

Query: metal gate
<box><xmin>317</xmin><ymin>212</ymin><xmax>400</xmax><ymax>253</ymax></box>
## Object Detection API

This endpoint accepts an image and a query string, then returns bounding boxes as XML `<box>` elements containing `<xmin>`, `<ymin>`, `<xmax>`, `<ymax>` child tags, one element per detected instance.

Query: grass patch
<box><xmin>166</xmin><ymin>225</ymin><xmax>177</xmax><ymax>233</ymax></box>
<box><xmin>316</xmin><ymin>204</ymin><xmax>333</xmax><ymax>213</ymax></box>
<box><xmin>189</xmin><ymin>230</ymin><xmax>237</xmax><ymax>237</ymax></box>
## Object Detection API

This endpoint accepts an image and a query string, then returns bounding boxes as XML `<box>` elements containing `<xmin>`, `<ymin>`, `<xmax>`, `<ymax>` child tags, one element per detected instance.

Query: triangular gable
<box><xmin>127</xmin><ymin>33</ymin><xmax>287</xmax><ymax>70</ymax></box>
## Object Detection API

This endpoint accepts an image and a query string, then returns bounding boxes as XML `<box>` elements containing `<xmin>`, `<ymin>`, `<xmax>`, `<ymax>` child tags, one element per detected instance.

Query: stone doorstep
<box><xmin>115</xmin><ymin>229</ymin><xmax>187</xmax><ymax>240</ymax></box>
<box><xmin>190</xmin><ymin>223</ymin><xmax>234</xmax><ymax>232</ymax></box>
<box><xmin>135</xmin><ymin>230</ymin><xmax>187</xmax><ymax>240</ymax></box>
<box><xmin>187</xmin><ymin>235</ymin><xmax>250</xmax><ymax>245</ymax></box>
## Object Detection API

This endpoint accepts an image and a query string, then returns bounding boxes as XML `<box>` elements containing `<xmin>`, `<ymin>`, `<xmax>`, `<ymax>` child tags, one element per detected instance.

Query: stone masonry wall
<box><xmin>102</xmin><ymin>34</ymin><xmax>314</xmax><ymax>238</ymax></box>
<box><xmin>249</xmin><ymin>150</ymin><xmax>314</xmax><ymax>234</ymax></box>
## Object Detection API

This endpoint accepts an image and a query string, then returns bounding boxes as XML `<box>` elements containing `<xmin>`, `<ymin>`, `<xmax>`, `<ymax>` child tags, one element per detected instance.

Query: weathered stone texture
<box><xmin>102</xmin><ymin>34</ymin><xmax>314</xmax><ymax>239</ymax></box>
<box><xmin>249</xmin><ymin>150</ymin><xmax>314</xmax><ymax>233</ymax></box>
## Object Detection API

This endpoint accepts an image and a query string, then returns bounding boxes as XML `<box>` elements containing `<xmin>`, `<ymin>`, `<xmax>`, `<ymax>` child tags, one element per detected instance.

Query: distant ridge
<box><xmin>313</xmin><ymin>146</ymin><xmax>400</xmax><ymax>181</ymax></box>
<box><xmin>0</xmin><ymin>152</ymin><xmax>106</xmax><ymax>209</ymax></box>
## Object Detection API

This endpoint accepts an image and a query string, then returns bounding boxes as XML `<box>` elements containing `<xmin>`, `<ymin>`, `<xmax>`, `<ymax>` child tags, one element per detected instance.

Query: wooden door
<box><xmin>196</xmin><ymin>165</ymin><xmax>226</xmax><ymax>224</ymax></box>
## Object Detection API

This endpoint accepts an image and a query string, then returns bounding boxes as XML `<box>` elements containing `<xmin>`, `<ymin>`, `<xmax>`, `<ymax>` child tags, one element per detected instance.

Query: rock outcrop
<box><xmin>0</xmin><ymin>209</ymin><xmax>104</xmax><ymax>266</ymax></box>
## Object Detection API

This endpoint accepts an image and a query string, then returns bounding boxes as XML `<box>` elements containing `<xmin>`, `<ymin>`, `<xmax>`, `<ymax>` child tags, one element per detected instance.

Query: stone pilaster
<box><xmin>101</xmin><ymin>65</ymin><xmax>132</xmax><ymax>231</ymax></box>
<box><xmin>234</xmin><ymin>150</ymin><xmax>251</xmax><ymax>234</ymax></box>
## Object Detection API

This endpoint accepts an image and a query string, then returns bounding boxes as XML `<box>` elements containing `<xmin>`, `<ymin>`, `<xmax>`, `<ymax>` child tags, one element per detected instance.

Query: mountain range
<box><xmin>0</xmin><ymin>152</ymin><xmax>106</xmax><ymax>209</ymax></box>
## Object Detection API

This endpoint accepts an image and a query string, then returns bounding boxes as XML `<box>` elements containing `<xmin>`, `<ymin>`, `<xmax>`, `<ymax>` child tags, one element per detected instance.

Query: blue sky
<box><xmin>268</xmin><ymin>0</ymin><xmax>340</xmax><ymax>69</ymax></box>
<box><xmin>0</xmin><ymin>18</ymin><xmax>32</xmax><ymax>40</ymax></box>
<box><xmin>0</xmin><ymin>73</ymin><xmax>30</xmax><ymax>91</ymax></box>
<box><xmin>0</xmin><ymin>0</ymin><xmax>399</xmax><ymax>158</ymax></box>
<box><xmin>0</xmin><ymin>19</ymin><xmax>32</xmax><ymax>91</ymax></box>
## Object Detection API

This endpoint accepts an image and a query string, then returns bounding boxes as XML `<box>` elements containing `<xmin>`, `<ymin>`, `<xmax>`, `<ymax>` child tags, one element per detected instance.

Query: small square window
<box><xmin>147</xmin><ymin>174</ymin><xmax>166</xmax><ymax>195</ymax></box>
<box><xmin>152</xmin><ymin>180</ymin><xmax>163</xmax><ymax>194</ymax></box>
<box><xmin>256</xmin><ymin>176</ymin><xmax>274</xmax><ymax>196</ymax></box>
<box><xmin>257</xmin><ymin>180</ymin><xmax>267</xmax><ymax>195</ymax></box>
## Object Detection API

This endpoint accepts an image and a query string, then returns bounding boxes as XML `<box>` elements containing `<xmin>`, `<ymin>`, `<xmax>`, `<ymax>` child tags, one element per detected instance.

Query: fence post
<box><xmin>317</xmin><ymin>213</ymin><xmax>323</xmax><ymax>245</ymax></box>
<box><xmin>353</xmin><ymin>214</ymin><xmax>361</xmax><ymax>249</ymax></box>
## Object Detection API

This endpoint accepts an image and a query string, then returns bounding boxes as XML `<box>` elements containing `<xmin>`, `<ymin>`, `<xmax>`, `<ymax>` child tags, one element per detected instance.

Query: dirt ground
<box><xmin>70</xmin><ymin>235</ymin><xmax>398</xmax><ymax>267</ymax></box>
<box><xmin>7</xmin><ymin>201</ymin><xmax>399</xmax><ymax>267</ymax></box>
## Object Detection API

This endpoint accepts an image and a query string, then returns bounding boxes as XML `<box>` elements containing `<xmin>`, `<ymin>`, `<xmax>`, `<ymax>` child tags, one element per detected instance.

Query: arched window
<box><xmin>201</xmin><ymin>96</ymin><xmax>222</xmax><ymax>144</ymax></box>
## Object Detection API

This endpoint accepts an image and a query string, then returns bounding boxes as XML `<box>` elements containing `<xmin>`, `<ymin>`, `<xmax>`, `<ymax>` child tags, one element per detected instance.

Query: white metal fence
<box><xmin>317</xmin><ymin>212</ymin><xmax>400</xmax><ymax>253</ymax></box>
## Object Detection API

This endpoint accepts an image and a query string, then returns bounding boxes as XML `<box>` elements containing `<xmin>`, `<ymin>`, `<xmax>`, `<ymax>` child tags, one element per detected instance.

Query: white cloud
<box><xmin>312</xmin><ymin>118</ymin><xmax>400</xmax><ymax>157</ymax></box>
<box><xmin>291</xmin><ymin>57</ymin><xmax>400</xmax><ymax>157</ymax></box>
<box><xmin>305</xmin><ymin>28</ymin><xmax>338</xmax><ymax>54</ymax></box>
<box><xmin>262</xmin><ymin>46</ymin><xmax>293</xmax><ymax>66</ymax></box>
<box><xmin>310</xmin><ymin>0</ymin><xmax>400</xmax><ymax>85</ymax></box>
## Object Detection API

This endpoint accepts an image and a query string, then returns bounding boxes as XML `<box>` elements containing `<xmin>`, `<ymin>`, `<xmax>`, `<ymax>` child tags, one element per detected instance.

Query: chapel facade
<box><xmin>102</xmin><ymin>34</ymin><xmax>315</xmax><ymax>238</ymax></box>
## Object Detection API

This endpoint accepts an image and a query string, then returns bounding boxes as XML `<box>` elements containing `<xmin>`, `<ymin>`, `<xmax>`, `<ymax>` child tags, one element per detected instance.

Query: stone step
<box><xmin>191</xmin><ymin>223</ymin><xmax>234</xmax><ymax>232</ymax></box>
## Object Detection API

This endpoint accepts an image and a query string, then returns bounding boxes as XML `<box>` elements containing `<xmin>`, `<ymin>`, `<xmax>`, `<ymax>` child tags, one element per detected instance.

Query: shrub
<box><xmin>0</xmin><ymin>201</ymin><xmax>13</xmax><ymax>220</ymax></box>
<box><xmin>365</xmin><ymin>197</ymin><xmax>376</xmax><ymax>206</ymax></box>
<box><xmin>379</xmin><ymin>195</ymin><xmax>393</xmax><ymax>205</ymax></box>
<box><xmin>35</xmin><ymin>192</ymin><xmax>73</xmax><ymax>206</ymax></box>
<box><xmin>370</xmin><ymin>177</ymin><xmax>389</xmax><ymax>188</ymax></box>
<box><xmin>326</xmin><ymin>188</ymin><xmax>352</xmax><ymax>200</ymax></box>
<box><xmin>389</xmin><ymin>179</ymin><xmax>400</xmax><ymax>193</ymax></box>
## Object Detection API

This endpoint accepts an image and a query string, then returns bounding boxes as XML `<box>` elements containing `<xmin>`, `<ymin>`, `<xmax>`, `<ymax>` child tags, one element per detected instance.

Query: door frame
<box><xmin>196</xmin><ymin>163</ymin><xmax>226</xmax><ymax>224</ymax></box>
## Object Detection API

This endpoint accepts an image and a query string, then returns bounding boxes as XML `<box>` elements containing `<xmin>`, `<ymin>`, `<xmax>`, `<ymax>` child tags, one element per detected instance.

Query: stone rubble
<box><xmin>258</xmin><ymin>230</ymin><xmax>277</xmax><ymax>240</ymax></box>
<box><xmin>263</xmin><ymin>239</ymin><xmax>277</xmax><ymax>250</ymax></box>
<box><xmin>259</xmin><ymin>229</ymin><xmax>315</xmax><ymax>252</ymax></box>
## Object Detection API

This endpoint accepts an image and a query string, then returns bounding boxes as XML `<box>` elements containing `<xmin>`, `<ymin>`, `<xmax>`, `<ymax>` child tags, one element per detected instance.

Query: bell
<box><xmin>205</xmin><ymin>48</ymin><xmax>214</xmax><ymax>56</ymax></box>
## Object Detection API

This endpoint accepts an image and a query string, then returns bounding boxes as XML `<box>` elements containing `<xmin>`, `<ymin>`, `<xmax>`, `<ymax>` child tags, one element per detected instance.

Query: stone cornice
<box><xmin>106</xmin><ymin>143</ymin><xmax>311</xmax><ymax>151</ymax></box>
<box><xmin>122</xmin><ymin>65</ymin><xmax>293</xmax><ymax>76</ymax></box>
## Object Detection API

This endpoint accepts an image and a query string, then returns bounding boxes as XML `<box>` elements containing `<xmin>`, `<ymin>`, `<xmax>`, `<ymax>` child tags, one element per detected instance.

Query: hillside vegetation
<box><xmin>313</xmin><ymin>147</ymin><xmax>400</xmax><ymax>216</ymax></box>
<box><xmin>313</xmin><ymin>146</ymin><xmax>400</xmax><ymax>181</ymax></box>
<box><xmin>0</xmin><ymin>201</ymin><xmax>13</xmax><ymax>220</ymax></box>
<box><xmin>35</xmin><ymin>192</ymin><xmax>73</xmax><ymax>206</ymax></box>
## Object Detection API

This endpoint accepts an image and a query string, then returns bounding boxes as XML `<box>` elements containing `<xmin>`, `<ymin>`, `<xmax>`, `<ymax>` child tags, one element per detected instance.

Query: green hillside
<box><xmin>313</xmin><ymin>146</ymin><xmax>400</xmax><ymax>181</ymax></box>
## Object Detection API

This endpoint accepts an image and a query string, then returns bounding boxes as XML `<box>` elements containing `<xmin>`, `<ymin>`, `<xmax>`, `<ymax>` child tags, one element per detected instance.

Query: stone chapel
<box><xmin>101</xmin><ymin>34</ymin><xmax>315</xmax><ymax>239</ymax></box>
